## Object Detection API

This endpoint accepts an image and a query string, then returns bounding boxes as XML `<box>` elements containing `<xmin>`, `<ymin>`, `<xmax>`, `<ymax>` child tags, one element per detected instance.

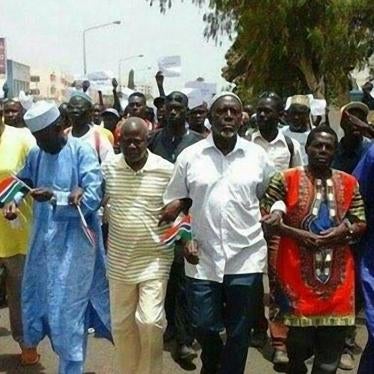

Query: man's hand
<box><xmin>316</xmin><ymin>224</ymin><xmax>349</xmax><ymax>247</ymax></box>
<box><xmin>155</xmin><ymin>71</ymin><xmax>164</xmax><ymax>87</ymax></box>
<box><xmin>183</xmin><ymin>240</ymin><xmax>199</xmax><ymax>265</ymax></box>
<box><xmin>261</xmin><ymin>211</ymin><xmax>282</xmax><ymax>235</ymax></box>
<box><xmin>112</xmin><ymin>78</ymin><xmax>118</xmax><ymax>90</ymax></box>
<box><xmin>68</xmin><ymin>187</ymin><xmax>84</xmax><ymax>206</ymax></box>
<box><xmin>158</xmin><ymin>200</ymin><xmax>184</xmax><ymax>226</ymax></box>
<box><xmin>294</xmin><ymin>230</ymin><xmax>321</xmax><ymax>250</ymax></box>
<box><xmin>3</xmin><ymin>201</ymin><xmax>18</xmax><ymax>220</ymax></box>
<box><xmin>30</xmin><ymin>188</ymin><xmax>54</xmax><ymax>202</ymax></box>
<box><xmin>343</xmin><ymin>111</ymin><xmax>374</xmax><ymax>137</ymax></box>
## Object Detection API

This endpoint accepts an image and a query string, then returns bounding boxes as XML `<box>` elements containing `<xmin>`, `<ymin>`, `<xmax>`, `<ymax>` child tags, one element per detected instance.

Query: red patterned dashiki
<box><xmin>261</xmin><ymin>167</ymin><xmax>365</xmax><ymax>327</ymax></box>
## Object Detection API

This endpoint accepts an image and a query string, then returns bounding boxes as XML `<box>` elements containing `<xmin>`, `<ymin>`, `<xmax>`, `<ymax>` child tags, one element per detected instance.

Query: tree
<box><xmin>148</xmin><ymin>0</ymin><xmax>374</xmax><ymax>103</ymax></box>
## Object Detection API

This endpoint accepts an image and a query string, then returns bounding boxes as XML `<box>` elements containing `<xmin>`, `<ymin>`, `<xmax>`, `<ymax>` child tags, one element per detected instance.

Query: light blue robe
<box><xmin>18</xmin><ymin>137</ymin><xmax>111</xmax><ymax>366</ymax></box>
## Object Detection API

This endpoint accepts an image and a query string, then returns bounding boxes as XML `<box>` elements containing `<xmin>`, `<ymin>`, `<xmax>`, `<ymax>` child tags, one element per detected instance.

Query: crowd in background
<box><xmin>1</xmin><ymin>72</ymin><xmax>374</xmax><ymax>374</ymax></box>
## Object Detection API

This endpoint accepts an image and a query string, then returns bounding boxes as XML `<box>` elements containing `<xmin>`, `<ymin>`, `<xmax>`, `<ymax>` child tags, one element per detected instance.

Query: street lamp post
<box><xmin>118</xmin><ymin>54</ymin><xmax>144</xmax><ymax>87</ymax></box>
<box><xmin>83</xmin><ymin>20</ymin><xmax>121</xmax><ymax>75</ymax></box>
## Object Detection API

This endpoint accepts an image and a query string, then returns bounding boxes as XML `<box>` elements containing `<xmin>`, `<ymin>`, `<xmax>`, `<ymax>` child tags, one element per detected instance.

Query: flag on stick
<box><xmin>76</xmin><ymin>204</ymin><xmax>96</xmax><ymax>247</ymax></box>
<box><xmin>161</xmin><ymin>215</ymin><xmax>192</xmax><ymax>246</ymax></box>
<box><xmin>0</xmin><ymin>175</ymin><xmax>30</xmax><ymax>207</ymax></box>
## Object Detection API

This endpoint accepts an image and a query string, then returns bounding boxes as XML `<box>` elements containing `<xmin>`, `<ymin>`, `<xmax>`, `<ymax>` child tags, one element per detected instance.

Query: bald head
<box><xmin>120</xmin><ymin>117</ymin><xmax>149</xmax><ymax>168</ymax></box>
<box><xmin>121</xmin><ymin>117</ymin><xmax>148</xmax><ymax>138</ymax></box>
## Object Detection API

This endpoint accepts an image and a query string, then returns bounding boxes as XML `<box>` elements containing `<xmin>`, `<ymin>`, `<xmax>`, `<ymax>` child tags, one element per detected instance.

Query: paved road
<box><xmin>0</xmin><ymin>307</ymin><xmax>368</xmax><ymax>373</ymax></box>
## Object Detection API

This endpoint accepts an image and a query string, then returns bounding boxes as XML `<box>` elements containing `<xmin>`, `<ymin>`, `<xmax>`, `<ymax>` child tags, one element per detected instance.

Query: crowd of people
<box><xmin>1</xmin><ymin>72</ymin><xmax>374</xmax><ymax>374</ymax></box>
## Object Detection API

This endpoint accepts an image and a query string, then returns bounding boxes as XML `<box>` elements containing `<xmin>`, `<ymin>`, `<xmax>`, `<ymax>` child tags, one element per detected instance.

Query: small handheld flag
<box><xmin>161</xmin><ymin>215</ymin><xmax>192</xmax><ymax>246</ymax></box>
<box><xmin>0</xmin><ymin>175</ymin><xmax>30</xmax><ymax>207</ymax></box>
<box><xmin>76</xmin><ymin>204</ymin><xmax>96</xmax><ymax>247</ymax></box>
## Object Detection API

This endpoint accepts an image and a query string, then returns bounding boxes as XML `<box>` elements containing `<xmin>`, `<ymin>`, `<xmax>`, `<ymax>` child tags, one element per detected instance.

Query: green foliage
<box><xmin>148</xmin><ymin>0</ymin><xmax>374</xmax><ymax>103</ymax></box>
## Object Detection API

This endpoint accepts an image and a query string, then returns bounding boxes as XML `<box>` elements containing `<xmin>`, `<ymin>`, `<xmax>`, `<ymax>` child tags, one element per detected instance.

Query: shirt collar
<box><xmin>204</xmin><ymin>133</ymin><xmax>246</xmax><ymax>155</ymax></box>
<box><xmin>252</xmin><ymin>130</ymin><xmax>287</xmax><ymax>146</ymax></box>
<box><xmin>121</xmin><ymin>150</ymin><xmax>158</xmax><ymax>173</ymax></box>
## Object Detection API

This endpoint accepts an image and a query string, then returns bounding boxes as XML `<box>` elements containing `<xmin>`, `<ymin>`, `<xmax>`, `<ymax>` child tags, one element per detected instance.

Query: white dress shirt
<box><xmin>252</xmin><ymin>130</ymin><xmax>303</xmax><ymax>171</ymax></box>
<box><xmin>164</xmin><ymin>134</ymin><xmax>274</xmax><ymax>282</ymax></box>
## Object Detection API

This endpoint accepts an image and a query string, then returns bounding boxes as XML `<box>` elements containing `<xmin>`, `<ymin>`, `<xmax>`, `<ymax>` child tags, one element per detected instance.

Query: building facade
<box><xmin>30</xmin><ymin>70</ymin><xmax>74</xmax><ymax>102</ymax></box>
<box><xmin>6</xmin><ymin>59</ymin><xmax>30</xmax><ymax>98</ymax></box>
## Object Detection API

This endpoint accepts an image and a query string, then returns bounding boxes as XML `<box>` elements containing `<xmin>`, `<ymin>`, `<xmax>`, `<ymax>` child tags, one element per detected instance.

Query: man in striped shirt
<box><xmin>102</xmin><ymin>117</ymin><xmax>174</xmax><ymax>374</ymax></box>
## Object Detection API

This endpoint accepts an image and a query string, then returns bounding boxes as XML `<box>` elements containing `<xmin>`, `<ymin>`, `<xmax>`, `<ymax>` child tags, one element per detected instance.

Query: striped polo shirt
<box><xmin>102</xmin><ymin>151</ymin><xmax>174</xmax><ymax>283</ymax></box>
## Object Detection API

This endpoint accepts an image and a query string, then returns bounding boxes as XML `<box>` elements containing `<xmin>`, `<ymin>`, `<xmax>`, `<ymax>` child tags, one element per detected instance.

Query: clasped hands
<box><xmin>261</xmin><ymin>212</ymin><xmax>350</xmax><ymax>249</ymax></box>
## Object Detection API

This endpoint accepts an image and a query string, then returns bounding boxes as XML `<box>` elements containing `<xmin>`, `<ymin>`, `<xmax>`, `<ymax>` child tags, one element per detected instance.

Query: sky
<box><xmin>0</xmin><ymin>0</ymin><xmax>233</xmax><ymax>92</ymax></box>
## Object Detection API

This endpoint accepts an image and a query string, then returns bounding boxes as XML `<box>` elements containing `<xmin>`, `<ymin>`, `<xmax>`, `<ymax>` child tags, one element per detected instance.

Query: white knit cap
<box><xmin>208</xmin><ymin>91</ymin><xmax>242</xmax><ymax>110</ymax></box>
<box><xmin>24</xmin><ymin>101</ymin><xmax>60</xmax><ymax>133</ymax></box>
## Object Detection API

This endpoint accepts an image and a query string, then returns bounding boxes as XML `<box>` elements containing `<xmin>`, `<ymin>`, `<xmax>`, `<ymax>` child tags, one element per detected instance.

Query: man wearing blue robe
<box><xmin>4</xmin><ymin>101</ymin><xmax>111</xmax><ymax>374</ymax></box>
<box><xmin>354</xmin><ymin>144</ymin><xmax>374</xmax><ymax>374</ymax></box>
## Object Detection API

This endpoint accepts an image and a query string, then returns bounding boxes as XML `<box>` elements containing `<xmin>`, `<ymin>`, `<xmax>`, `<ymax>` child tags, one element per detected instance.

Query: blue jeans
<box><xmin>186</xmin><ymin>273</ymin><xmax>263</xmax><ymax>374</ymax></box>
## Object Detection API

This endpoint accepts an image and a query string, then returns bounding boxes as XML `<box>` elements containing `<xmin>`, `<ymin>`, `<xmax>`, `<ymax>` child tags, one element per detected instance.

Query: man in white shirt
<box><xmin>162</xmin><ymin>92</ymin><xmax>274</xmax><ymax>374</ymax></box>
<box><xmin>252</xmin><ymin>96</ymin><xmax>303</xmax><ymax>171</ymax></box>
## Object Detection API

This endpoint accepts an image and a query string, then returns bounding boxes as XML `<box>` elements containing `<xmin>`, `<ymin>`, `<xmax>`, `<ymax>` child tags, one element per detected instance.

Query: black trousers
<box><xmin>286</xmin><ymin>326</ymin><xmax>348</xmax><ymax>374</ymax></box>
<box><xmin>187</xmin><ymin>273</ymin><xmax>263</xmax><ymax>374</ymax></box>
<box><xmin>344</xmin><ymin>246</ymin><xmax>364</xmax><ymax>354</ymax></box>
<box><xmin>164</xmin><ymin>256</ymin><xmax>194</xmax><ymax>346</ymax></box>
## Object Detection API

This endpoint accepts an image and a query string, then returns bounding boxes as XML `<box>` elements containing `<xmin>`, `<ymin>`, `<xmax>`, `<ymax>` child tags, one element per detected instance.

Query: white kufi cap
<box><xmin>24</xmin><ymin>101</ymin><xmax>60</xmax><ymax>133</ymax></box>
<box><xmin>209</xmin><ymin>91</ymin><xmax>242</xmax><ymax>110</ymax></box>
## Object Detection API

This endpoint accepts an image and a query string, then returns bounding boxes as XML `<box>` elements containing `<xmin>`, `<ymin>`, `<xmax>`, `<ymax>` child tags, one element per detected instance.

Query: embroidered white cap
<box><xmin>209</xmin><ymin>91</ymin><xmax>242</xmax><ymax>110</ymax></box>
<box><xmin>24</xmin><ymin>101</ymin><xmax>60</xmax><ymax>133</ymax></box>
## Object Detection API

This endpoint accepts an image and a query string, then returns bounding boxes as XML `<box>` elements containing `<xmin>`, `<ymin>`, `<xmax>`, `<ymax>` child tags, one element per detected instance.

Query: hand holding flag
<box><xmin>161</xmin><ymin>214</ymin><xmax>192</xmax><ymax>246</ymax></box>
<box><xmin>0</xmin><ymin>174</ymin><xmax>31</xmax><ymax>207</ymax></box>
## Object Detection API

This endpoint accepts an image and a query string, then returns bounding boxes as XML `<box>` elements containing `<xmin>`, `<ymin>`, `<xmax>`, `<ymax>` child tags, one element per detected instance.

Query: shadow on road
<box><xmin>0</xmin><ymin>354</ymin><xmax>46</xmax><ymax>373</ymax></box>
<box><xmin>0</xmin><ymin>327</ymin><xmax>11</xmax><ymax>337</ymax></box>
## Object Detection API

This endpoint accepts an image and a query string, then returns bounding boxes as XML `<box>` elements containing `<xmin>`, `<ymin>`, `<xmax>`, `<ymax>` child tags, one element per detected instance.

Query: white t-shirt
<box><xmin>67</xmin><ymin>125</ymin><xmax>114</xmax><ymax>163</ymax></box>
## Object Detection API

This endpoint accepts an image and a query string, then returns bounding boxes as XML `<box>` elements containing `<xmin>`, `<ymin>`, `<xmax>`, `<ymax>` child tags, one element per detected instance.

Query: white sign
<box><xmin>86</xmin><ymin>71</ymin><xmax>114</xmax><ymax>95</ymax></box>
<box><xmin>158</xmin><ymin>55</ymin><xmax>181</xmax><ymax>77</ymax></box>
<box><xmin>181</xmin><ymin>87</ymin><xmax>204</xmax><ymax>109</ymax></box>
<box><xmin>185</xmin><ymin>81</ymin><xmax>217</xmax><ymax>102</ymax></box>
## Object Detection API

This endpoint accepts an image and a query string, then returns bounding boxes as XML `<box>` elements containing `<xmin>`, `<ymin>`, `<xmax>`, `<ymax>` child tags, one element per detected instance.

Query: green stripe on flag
<box><xmin>0</xmin><ymin>181</ymin><xmax>24</xmax><ymax>206</ymax></box>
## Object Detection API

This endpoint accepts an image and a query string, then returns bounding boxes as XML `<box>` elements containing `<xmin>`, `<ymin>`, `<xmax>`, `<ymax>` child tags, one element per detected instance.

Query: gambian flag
<box><xmin>0</xmin><ymin>176</ymin><xmax>27</xmax><ymax>207</ymax></box>
<box><xmin>161</xmin><ymin>215</ymin><xmax>192</xmax><ymax>246</ymax></box>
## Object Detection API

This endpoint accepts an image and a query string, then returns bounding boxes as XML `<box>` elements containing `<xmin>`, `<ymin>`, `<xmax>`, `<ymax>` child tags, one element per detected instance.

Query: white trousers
<box><xmin>109</xmin><ymin>278</ymin><xmax>168</xmax><ymax>374</ymax></box>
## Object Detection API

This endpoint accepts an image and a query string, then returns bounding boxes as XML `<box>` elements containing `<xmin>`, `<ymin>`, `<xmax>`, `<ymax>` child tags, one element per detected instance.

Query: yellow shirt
<box><xmin>95</xmin><ymin>125</ymin><xmax>114</xmax><ymax>145</ymax></box>
<box><xmin>0</xmin><ymin>125</ymin><xmax>35</xmax><ymax>258</ymax></box>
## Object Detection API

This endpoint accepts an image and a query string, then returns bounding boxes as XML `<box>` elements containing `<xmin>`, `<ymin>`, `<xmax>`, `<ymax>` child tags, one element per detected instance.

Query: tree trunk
<box><xmin>297</xmin><ymin>57</ymin><xmax>325</xmax><ymax>98</ymax></box>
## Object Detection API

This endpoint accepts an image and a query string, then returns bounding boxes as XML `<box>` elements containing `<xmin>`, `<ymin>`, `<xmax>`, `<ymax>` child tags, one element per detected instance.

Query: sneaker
<box><xmin>339</xmin><ymin>352</ymin><xmax>355</xmax><ymax>370</ymax></box>
<box><xmin>20</xmin><ymin>347</ymin><xmax>40</xmax><ymax>366</ymax></box>
<box><xmin>273</xmin><ymin>349</ymin><xmax>289</xmax><ymax>365</ymax></box>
